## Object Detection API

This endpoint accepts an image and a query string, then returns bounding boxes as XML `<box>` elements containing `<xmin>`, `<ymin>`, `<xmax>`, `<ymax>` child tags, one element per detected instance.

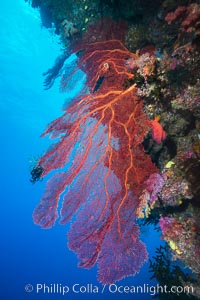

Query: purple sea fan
<box><xmin>33</xmin><ymin>38</ymin><xmax>158</xmax><ymax>284</ymax></box>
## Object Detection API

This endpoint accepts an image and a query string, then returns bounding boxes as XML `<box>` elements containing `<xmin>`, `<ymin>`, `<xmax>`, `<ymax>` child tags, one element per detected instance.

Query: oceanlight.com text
<box><xmin>24</xmin><ymin>283</ymin><xmax>194</xmax><ymax>296</ymax></box>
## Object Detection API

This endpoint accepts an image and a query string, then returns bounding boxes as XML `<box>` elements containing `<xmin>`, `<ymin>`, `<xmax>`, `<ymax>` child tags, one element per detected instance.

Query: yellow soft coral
<box><xmin>168</xmin><ymin>239</ymin><xmax>183</xmax><ymax>255</ymax></box>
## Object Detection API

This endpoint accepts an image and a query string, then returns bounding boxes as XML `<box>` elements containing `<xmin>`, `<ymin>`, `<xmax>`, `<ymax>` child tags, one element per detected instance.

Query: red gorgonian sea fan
<box><xmin>33</xmin><ymin>21</ymin><xmax>157</xmax><ymax>283</ymax></box>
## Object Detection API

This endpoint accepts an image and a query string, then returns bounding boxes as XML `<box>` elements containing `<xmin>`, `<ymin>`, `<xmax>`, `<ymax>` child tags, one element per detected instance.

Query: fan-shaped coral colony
<box><xmin>29</xmin><ymin>0</ymin><xmax>200</xmax><ymax>291</ymax></box>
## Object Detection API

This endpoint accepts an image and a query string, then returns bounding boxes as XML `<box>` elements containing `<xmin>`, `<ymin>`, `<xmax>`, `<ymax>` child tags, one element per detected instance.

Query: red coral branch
<box><xmin>165</xmin><ymin>4</ymin><xmax>200</xmax><ymax>33</ymax></box>
<box><xmin>33</xmin><ymin>21</ymin><xmax>157</xmax><ymax>283</ymax></box>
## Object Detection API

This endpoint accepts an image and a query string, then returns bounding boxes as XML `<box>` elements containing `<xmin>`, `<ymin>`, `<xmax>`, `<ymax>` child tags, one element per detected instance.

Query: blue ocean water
<box><xmin>0</xmin><ymin>1</ymin><xmax>163</xmax><ymax>299</ymax></box>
